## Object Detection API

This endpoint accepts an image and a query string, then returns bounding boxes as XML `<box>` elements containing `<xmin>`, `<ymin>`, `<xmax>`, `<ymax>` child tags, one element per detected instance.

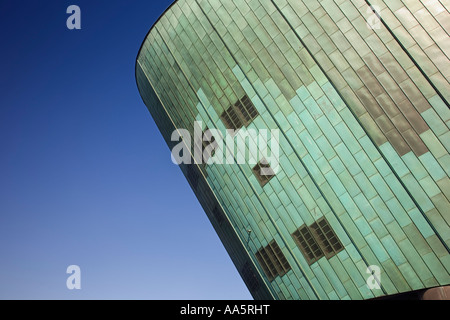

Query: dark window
<box><xmin>241</xmin><ymin>261</ymin><xmax>260</xmax><ymax>292</ymax></box>
<box><xmin>235</xmin><ymin>95</ymin><xmax>259</xmax><ymax>126</ymax></box>
<box><xmin>256</xmin><ymin>248</ymin><xmax>276</xmax><ymax>281</ymax></box>
<box><xmin>269</xmin><ymin>241</ymin><xmax>291</xmax><ymax>274</ymax></box>
<box><xmin>292</xmin><ymin>218</ymin><xmax>343</xmax><ymax>265</ymax></box>
<box><xmin>221</xmin><ymin>95</ymin><xmax>258</xmax><ymax>130</ymax></box>
<box><xmin>310</xmin><ymin>218</ymin><xmax>343</xmax><ymax>258</ymax></box>
<box><xmin>255</xmin><ymin>240</ymin><xmax>291</xmax><ymax>281</ymax></box>
<box><xmin>252</xmin><ymin>160</ymin><xmax>275</xmax><ymax>187</ymax></box>
<box><xmin>292</xmin><ymin>226</ymin><xmax>324</xmax><ymax>265</ymax></box>
<box><xmin>221</xmin><ymin>105</ymin><xmax>243</xmax><ymax>131</ymax></box>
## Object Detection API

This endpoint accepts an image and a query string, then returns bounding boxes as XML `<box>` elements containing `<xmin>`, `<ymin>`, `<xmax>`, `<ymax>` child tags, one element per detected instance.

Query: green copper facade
<box><xmin>136</xmin><ymin>0</ymin><xmax>450</xmax><ymax>300</ymax></box>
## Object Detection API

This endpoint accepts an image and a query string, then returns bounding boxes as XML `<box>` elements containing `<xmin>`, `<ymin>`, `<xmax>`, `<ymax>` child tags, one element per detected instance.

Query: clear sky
<box><xmin>0</xmin><ymin>0</ymin><xmax>252</xmax><ymax>300</ymax></box>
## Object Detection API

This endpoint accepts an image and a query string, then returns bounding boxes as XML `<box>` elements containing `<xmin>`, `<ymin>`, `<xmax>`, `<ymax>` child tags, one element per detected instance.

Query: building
<box><xmin>135</xmin><ymin>0</ymin><xmax>450</xmax><ymax>300</ymax></box>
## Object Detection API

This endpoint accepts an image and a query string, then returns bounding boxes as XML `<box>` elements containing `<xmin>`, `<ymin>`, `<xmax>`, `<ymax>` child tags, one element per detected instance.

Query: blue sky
<box><xmin>0</xmin><ymin>0</ymin><xmax>251</xmax><ymax>300</ymax></box>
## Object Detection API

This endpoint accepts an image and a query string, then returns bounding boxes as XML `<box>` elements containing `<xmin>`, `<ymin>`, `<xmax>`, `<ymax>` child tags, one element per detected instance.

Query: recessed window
<box><xmin>310</xmin><ymin>218</ymin><xmax>343</xmax><ymax>258</ymax></box>
<box><xmin>221</xmin><ymin>95</ymin><xmax>258</xmax><ymax>130</ymax></box>
<box><xmin>269</xmin><ymin>240</ymin><xmax>291</xmax><ymax>273</ymax></box>
<box><xmin>252</xmin><ymin>160</ymin><xmax>275</xmax><ymax>187</ymax></box>
<box><xmin>235</xmin><ymin>95</ymin><xmax>259</xmax><ymax>126</ymax></box>
<box><xmin>221</xmin><ymin>105</ymin><xmax>243</xmax><ymax>131</ymax></box>
<box><xmin>292</xmin><ymin>226</ymin><xmax>324</xmax><ymax>265</ymax></box>
<box><xmin>292</xmin><ymin>218</ymin><xmax>343</xmax><ymax>265</ymax></box>
<box><xmin>255</xmin><ymin>240</ymin><xmax>291</xmax><ymax>281</ymax></box>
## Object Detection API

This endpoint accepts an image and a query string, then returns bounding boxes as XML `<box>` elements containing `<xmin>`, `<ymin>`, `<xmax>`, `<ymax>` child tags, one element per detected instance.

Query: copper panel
<box><xmin>414</xmin><ymin>8</ymin><xmax>440</xmax><ymax>30</ymax></box>
<box><xmin>343</xmin><ymin>47</ymin><xmax>364</xmax><ymax>70</ymax></box>
<box><xmin>407</xmin><ymin>69</ymin><xmax>437</xmax><ymax>99</ymax></box>
<box><xmin>379</xmin><ymin>51</ymin><xmax>409</xmax><ymax>83</ymax></box>
<box><xmin>296</xmin><ymin>64</ymin><xmax>315</xmax><ymax>87</ymax></box>
<box><xmin>365</xmin><ymin>33</ymin><xmax>388</xmax><ymax>56</ymax></box>
<box><xmin>385</xmin><ymin>129</ymin><xmax>411</xmax><ymax>156</ymax></box>
<box><xmin>409</xmin><ymin>44</ymin><xmax>439</xmax><ymax>75</ymax></box>
<box><xmin>377</xmin><ymin>72</ymin><xmax>403</xmax><ymax>99</ymax></box>
<box><xmin>340</xmin><ymin>86</ymin><xmax>368</xmax><ymax>117</ymax></box>
<box><xmin>429</xmin><ymin>27</ymin><xmax>450</xmax><ymax>52</ymax></box>
<box><xmin>326</xmin><ymin>67</ymin><xmax>347</xmax><ymax>90</ymax></box>
<box><xmin>329</xmin><ymin>50</ymin><xmax>349</xmax><ymax>72</ymax></box>
<box><xmin>342</xmin><ymin>68</ymin><xmax>364</xmax><ymax>90</ymax></box>
<box><xmin>279</xmin><ymin>78</ymin><xmax>297</xmax><ymax>101</ymax></box>
<box><xmin>409</xmin><ymin>25</ymin><xmax>435</xmax><ymax>49</ymax></box>
<box><xmin>384</xmin><ymin>80</ymin><xmax>408</xmax><ymax>106</ymax></box>
<box><xmin>391</xmin><ymin>113</ymin><xmax>411</xmax><ymax>133</ymax></box>
<box><xmin>375</xmin><ymin>93</ymin><xmax>399</xmax><ymax>118</ymax></box>
<box><xmin>435</xmin><ymin>11</ymin><xmax>450</xmax><ymax>34</ymax></box>
<box><xmin>270</xmin><ymin>64</ymin><xmax>288</xmax><ymax>93</ymax></box>
<box><xmin>395</xmin><ymin>7</ymin><xmax>419</xmax><ymax>30</ymax></box>
<box><xmin>375</xmin><ymin>114</ymin><xmax>395</xmax><ymax>134</ymax></box>
<box><xmin>356</xmin><ymin>66</ymin><xmax>385</xmax><ymax>97</ymax></box>
<box><xmin>401</xmin><ymin>128</ymin><xmax>429</xmax><ymax>157</ymax></box>
<box><xmin>396</xmin><ymin>100</ymin><xmax>430</xmax><ymax>135</ymax></box>
<box><xmin>429</xmin><ymin>72</ymin><xmax>450</xmax><ymax>101</ymax></box>
<box><xmin>392</xmin><ymin>25</ymin><xmax>415</xmax><ymax>49</ymax></box>
<box><xmin>304</xmin><ymin>34</ymin><xmax>322</xmax><ymax>55</ymax></box>
<box><xmin>315</xmin><ymin>50</ymin><xmax>334</xmax><ymax>72</ymax></box>
<box><xmin>250</xmin><ymin>58</ymin><xmax>270</xmax><ymax>83</ymax></box>
<box><xmin>363</xmin><ymin>52</ymin><xmax>385</xmax><ymax>76</ymax></box>
<box><xmin>281</xmin><ymin>63</ymin><xmax>303</xmax><ymax>91</ymax></box>
<box><xmin>399</xmin><ymin>79</ymin><xmax>432</xmax><ymax>113</ymax></box>
<box><xmin>356</xmin><ymin>87</ymin><xmax>383</xmax><ymax>118</ymax></box>
<box><xmin>318</xmin><ymin>14</ymin><xmax>339</xmax><ymax>35</ymax></box>
<box><xmin>330</xmin><ymin>30</ymin><xmax>351</xmax><ymax>52</ymax></box>
<box><xmin>422</xmin><ymin>286</ymin><xmax>450</xmax><ymax>300</ymax></box>
<box><xmin>359</xmin><ymin>113</ymin><xmax>388</xmax><ymax>146</ymax></box>
<box><xmin>424</xmin><ymin>44</ymin><xmax>450</xmax><ymax>79</ymax></box>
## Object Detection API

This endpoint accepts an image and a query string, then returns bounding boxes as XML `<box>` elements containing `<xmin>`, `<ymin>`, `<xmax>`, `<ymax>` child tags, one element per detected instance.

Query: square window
<box><xmin>220</xmin><ymin>95</ymin><xmax>259</xmax><ymax>130</ymax></box>
<box><xmin>292</xmin><ymin>218</ymin><xmax>343</xmax><ymax>265</ymax></box>
<box><xmin>255</xmin><ymin>240</ymin><xmax>291</xmax><ymax>281</ymax></box>
<box><xmin>292</xmin><ymin>226</ymin><xmax>324</xmax><ymax>265</ymax></box>
<box><xmin>221</xmin><ymin>105</ymin><xmax>243</xmax><ymax>130</ymax></box>
<box><xmin>253</xmin><ymin>160</ymin><xmax>276</xmax><ymax>187</ymax></box>
<box><xmin>310</xmin><ymin>218</ymin><xmax>344</xmax><ymax>258</ymax></box>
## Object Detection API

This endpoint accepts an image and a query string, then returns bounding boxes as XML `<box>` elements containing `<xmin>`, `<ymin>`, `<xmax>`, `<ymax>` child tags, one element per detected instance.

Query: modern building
<box><xmin>136</xmin><ymin>0</ymin><xmax>450</xmax><ymax>300</ymax></box>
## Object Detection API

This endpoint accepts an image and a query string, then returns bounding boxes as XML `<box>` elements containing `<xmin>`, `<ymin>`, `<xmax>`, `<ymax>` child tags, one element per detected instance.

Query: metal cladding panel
<box><xmin>136</xmin><ymin>0</ymin><xmax>450</xmax><ymax>300</ymax></box>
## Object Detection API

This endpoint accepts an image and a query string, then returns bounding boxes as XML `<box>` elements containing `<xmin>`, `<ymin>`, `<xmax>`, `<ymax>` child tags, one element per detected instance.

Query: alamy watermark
<box><xmin>66</xmin><ymin>265</ymin><xmax>81</xmax><ymax>290</ymax></box>
<box><xmin>366</xmin><ymin>5</ymin><xmax>382</xmax><ymax>30</ymax></box>
<box><xmin>66</xmin><ymin>5</ymin><xmax>81</xmax><ymax>30</ymax></box>
<box><xmin>170</xmin><ymin>121</ymin><xmax>280</xmax><ymax>174</ymax></box>
<box><xmin>366</xmin><ymin>265</ymin><xmax>381</xmax><ymax>290</ymax></box>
